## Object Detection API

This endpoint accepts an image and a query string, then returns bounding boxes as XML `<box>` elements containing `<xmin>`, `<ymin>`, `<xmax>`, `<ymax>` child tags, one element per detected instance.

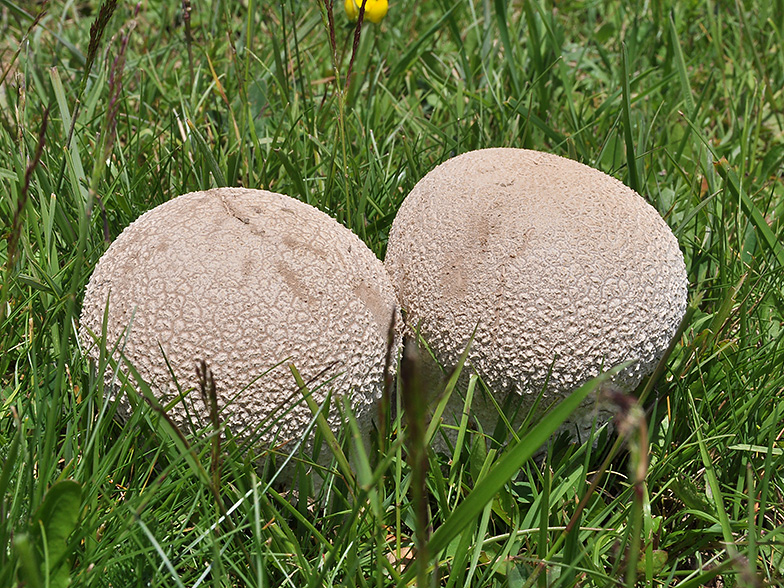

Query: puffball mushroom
<box><xmin>384</xmin><ymin>148</ymin><xmax>688</xmax><ymax>441</ymax></box>
<box><xmin>80</xmin><ymin>187</ymin><xmax>399</xmax><ymax>463</ymax></box>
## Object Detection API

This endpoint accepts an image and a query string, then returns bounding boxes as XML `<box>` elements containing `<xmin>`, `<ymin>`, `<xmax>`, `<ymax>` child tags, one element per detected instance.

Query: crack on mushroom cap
<box><xmin>384</xmin><ymin>148</ymin><xmax>688</xmax><ymax>439</ymax></box>
<box><xmin>80</xmin><ymin>187</ymin><xmax>401</xmax><ymax>458</ymax></box>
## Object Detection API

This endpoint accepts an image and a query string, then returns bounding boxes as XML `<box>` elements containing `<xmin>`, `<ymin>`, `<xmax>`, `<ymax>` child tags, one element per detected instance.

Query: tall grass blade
<box><xmin>715</xmin><ymin>159</ymin><xmax>784</xmax><ymax>268</ymax></box>
<box><xmin>493</xmin><ymin>0</ymin><xmax>521</xmax><ymax>95</ymax></box>
<box><xmin>186</xmin><ymin>118</ymin><xmax>227</xmax><ymax>187</ymax></box>
<box><xmin>668</xmin><ymin>10</ymin><xmax>695</xmax><ymax>119</ymax></box>
<box><xmin>620</xmin><ymin>43</ymin><xmax>641</xmax><ymax>192</ymax></box>
<box><xmin>686</xmin><ymin>391</ymin><xmax>738</xmax><ymax>558</ymax></box>
<box><xmin>424</xmin><ymin>365</ymin><xmax>627</xmax><ymax>561</ymax></box>
<box><xmin>387</xmin><ymin>5</ymin><xmax>458</xmax><ymax>84</ymax></box>
<box><xmin>289</xmin><ymin>364</ymin><xmax>355</xmax><ymax>491</ymax></box>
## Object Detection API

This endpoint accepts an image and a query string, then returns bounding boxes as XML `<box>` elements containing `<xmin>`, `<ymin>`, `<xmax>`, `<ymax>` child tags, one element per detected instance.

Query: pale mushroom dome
<box><xmin>80</xmin><ymin>188</ymin><xmax>399</xmax><ymax>461</ymax></box>
<box><xmin>384</xmin><ymin>148</ymin><xmax>688</xmax><ymax>439</ymax></box>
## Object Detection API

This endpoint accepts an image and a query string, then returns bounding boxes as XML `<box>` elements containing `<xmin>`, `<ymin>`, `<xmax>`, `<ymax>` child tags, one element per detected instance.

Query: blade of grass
<box><xmin>423</xmin><ymin>364</ymin><xmax>628</xmax><ymax>562</ymax></box>
<box><xmin>387</xmin><ymin>5</ymin><xmax>459</xmax><ymax>84</ymax></box>
<box><xmin>493</xmin><ymin>0</ymin><xmax>521</xmax><ymax>95</ymax></box>
<box><xmin>715</xmin><ymin>159</ymin><xmax>784</xmax><ymax>268</ymax></box>
<box><xmin>400</xmin><ymin>339</ymin><xmax>431</xmax><ymax>588</ymax></box>
<box><xmin>186</xmin><ymin>118</ymin><xmax>227</xmax><ymax>187</ymax></box>
<box><xmin>134</xmin><ymin>514</ymin><xmax>187</xmax><ymax>588</ymax></box>
<box><xmin>425</xmin><ymin>328</ymin><xmax>475</xmax><ymax>444</ymax></box>
<box><xmin>668</xmin><ymin>9</ymin><xmax>695</xmax><ymax>119</ymax></box>
<box><xmin>537</xmin><ymin>457</ymin><xmax>551</xmax><ymax>588</ymax></box>
<box><xmin>686</xmin><ymin>390</ymin><xmax>738</xmax><ymax>559</ymax></box>
<box><xmin>289</xmin><ymin>364</ymin><xmax>356</xmax><ymax>493</ymax></box>
<box><xmin>620</xmin><ymin>43</ymin><xmax>641</xmax><ymax>192</ymax></box>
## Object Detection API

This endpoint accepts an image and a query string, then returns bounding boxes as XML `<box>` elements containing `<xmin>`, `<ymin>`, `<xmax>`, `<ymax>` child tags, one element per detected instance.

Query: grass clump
<box><xmin>1</xmin><ymin>0</ymin><xmax>783</xmax><ymax>586</ymax></box>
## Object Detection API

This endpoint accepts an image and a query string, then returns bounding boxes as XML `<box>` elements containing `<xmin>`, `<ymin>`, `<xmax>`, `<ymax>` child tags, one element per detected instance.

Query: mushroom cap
<box><xmin>80</xmin><ymin>188</ymin><xmax>399</xmax><ymax>459</ymax></box>
<box><xmin>384</xmin><ymin>148</ymin><xmax>688</xmax><ymax>438</ymax></box>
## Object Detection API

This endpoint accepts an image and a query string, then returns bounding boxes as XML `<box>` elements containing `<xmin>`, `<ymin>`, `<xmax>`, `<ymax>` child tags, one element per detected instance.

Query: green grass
<box><xmin>2</xmin><ymin>0</ymin><xmax>784</xmax><ymax>585</ymax></box>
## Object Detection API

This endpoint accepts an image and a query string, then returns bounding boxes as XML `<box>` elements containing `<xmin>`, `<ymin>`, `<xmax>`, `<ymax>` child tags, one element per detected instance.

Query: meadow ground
<box><xmin>1</xmin><ymin>1</ymin><xmax>783</xmax><ymax>586</ymax></box>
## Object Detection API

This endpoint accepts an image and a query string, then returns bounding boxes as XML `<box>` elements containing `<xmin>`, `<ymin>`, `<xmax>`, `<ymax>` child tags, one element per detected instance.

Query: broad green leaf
<box><xmin>28</xmin><ymin>480</ymin><xmax>81</xmax><ymax>588</ymax></box>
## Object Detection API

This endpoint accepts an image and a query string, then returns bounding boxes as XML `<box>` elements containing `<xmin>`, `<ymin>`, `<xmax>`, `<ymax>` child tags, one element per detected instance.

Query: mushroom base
<box><xmin>412</xmin><ymin>346</ymin><xmax>618</xmax><ymax>459</ymax></box>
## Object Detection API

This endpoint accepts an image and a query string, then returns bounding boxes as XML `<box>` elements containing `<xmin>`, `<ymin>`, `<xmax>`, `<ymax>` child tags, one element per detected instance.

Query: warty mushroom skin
<box><xmin>384</xmin><ymin>148</ymin><xmax>688</xmax><ymax>440</ymax></box>
<box><xmin>80</xmin><ymin>188</ymin><xmax>399</xmax><ymax>457</ymax></box>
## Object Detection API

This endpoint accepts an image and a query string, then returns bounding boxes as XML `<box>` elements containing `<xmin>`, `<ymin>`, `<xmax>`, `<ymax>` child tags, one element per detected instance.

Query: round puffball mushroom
<box><xmin>384</xmin><ymin>148</ymin><xmax>688</xmax><ymax>441</ymax></box>
<box><xmin>80</xmin><ymin>188</ymin><xmax>399</xmax><ymax>463</ymax></box>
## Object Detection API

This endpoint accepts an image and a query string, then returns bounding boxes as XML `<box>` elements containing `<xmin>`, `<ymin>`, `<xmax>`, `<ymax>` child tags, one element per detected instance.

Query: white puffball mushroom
<box><xmin>384</xmin><ymin>148</ymin><xmax>688</xmax><ymax>441</ymax></box>
<box><xmin>80</xmin><ymin>187</ymin><xmax>399</xmax><ymax>462</ymax></box>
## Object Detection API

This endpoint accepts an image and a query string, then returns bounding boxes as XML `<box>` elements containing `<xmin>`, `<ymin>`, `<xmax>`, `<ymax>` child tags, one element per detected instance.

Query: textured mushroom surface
<box><xmin>80</xmin><ymin>188</ymin><xmax>398</xmax><ymax>456</ymax></box>
<box><xmin>384</xmin><ymin>148</ymin><xmax>688</xmax><ymax>438</ymax></box>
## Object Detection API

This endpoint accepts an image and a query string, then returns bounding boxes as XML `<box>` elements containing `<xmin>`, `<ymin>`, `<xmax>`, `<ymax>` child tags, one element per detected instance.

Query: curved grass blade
<box><xmin>423</xmin><ymin>363</ymin><xmax>629</xmax><ymax>563</ymax></box>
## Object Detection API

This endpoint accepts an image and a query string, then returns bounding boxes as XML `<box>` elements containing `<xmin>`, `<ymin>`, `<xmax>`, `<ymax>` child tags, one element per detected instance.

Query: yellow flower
<box><xmin>344</xmin><ymin>0</ymin><xmax>388</xmax><ymax>24</ymax></box>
